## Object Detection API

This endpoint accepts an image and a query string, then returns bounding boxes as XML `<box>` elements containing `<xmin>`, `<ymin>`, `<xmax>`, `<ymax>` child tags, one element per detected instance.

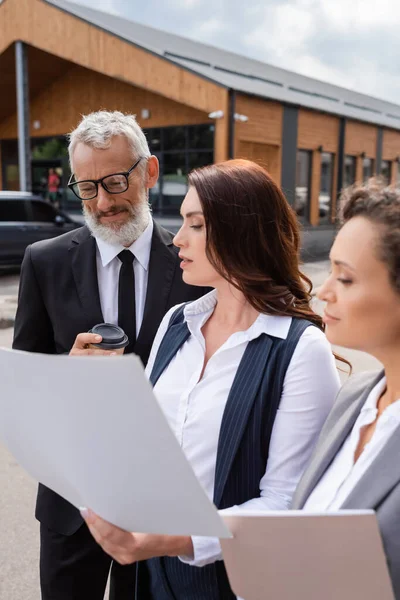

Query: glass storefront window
<box><xmin>188</xmin><ymin>151</ymin><xmax>214</xmax><ymax>171</ymax></box>
<box><xmin>162</xmin><ymin>153</ymin><xmax>188</xmax><ymax>214</ymax></box>
<box><xmin>1</xmin><ymin>126</ymin><xmax>214</xmax><ymax>217</ymax></box>
<box><xmin>31</xmin><ymin>138</ymin><xmax>68</xmax><ymax>160</ymax></box>
<box><xmin>163</xmin><ymin>126</ymin><xmax>186</xmax><ymax>151</ymax></box>
<box><xmin>145</xmin><ymin>124</ymin><xmax>214</xmax><ymax>216</ymax></box>
<box><xmin>188</xmin><ymin>124</ymin><xmax>215</xmax><ymax>149</ymax></box>
<box><xmin>5</xmin><ymin>165</ymin><xmax>19</xmax><ymax>191</ymax></box>
<box><xmin>295</xmin><ymin>150</ymin><xmax>311</xmax><ymax>222</ymax></box>
<box><xmin>144</xmin><ymin>129</ymin><xmax>161</xmax><ymax>153</ymax></box>
<box><xmin>362</xmin><ymin>157</ymin><xmax>374</xmax><ymax>181</ymax></box>
<box><xmin>343</xmin><ymin>156</ymin><xmax>356</xmax><ymax>188</ymax></box>
<box><xmin>319</xmin><ymin>153</ymin><xmax>334</xmax><ymax>225</ymax></box>
<box><xmin>380</xmin><ymin>160</ymin><xmax>391</xmax><ymax>184</ymax></box>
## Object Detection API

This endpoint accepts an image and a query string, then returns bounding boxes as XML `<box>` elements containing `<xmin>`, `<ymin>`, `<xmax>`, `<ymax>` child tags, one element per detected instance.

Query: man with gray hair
<box><xmin>13</xmin><ymin>110</ymin><xmax>208</xmax><ymax>599</ymax></box>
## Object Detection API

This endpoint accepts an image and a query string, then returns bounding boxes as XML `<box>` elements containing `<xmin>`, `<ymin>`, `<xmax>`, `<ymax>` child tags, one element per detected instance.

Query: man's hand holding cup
<box><xmin>70</xmin><ymin>323</ymin><xmax>129</xmax><ymax>356</ymax></box>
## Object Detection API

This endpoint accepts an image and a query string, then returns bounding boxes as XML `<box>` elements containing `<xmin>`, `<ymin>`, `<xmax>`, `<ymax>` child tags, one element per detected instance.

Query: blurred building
<box><xmin>1</xmin><ymin>0</ymin><xmax>400</xmax><ymax>257</ymax></box>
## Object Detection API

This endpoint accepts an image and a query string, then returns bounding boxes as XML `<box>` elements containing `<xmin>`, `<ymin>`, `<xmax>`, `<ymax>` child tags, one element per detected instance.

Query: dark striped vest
<box><xmin>137</xmin><ymin>304</ymin><xmax>312</xmax><ymax>600</ymax></box>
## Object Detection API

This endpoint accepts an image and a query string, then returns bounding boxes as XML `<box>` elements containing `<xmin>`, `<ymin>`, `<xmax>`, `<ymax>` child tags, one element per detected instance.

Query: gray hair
<box><xmin>68</xmin><ymin>110</ymin><xmax>151</xmax><ymax>172</ymax></box>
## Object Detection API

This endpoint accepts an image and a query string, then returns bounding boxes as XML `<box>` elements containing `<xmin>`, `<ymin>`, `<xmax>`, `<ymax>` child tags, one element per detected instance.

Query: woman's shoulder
<box><xmin>294</xmin><ymin>321</ymin><xmax>331</xmax><ymax>352</ymax></box>
<box><xmin>337</xmin><ymin>369</ymin><xmax>384</xmax><ymax>401</ymax></box>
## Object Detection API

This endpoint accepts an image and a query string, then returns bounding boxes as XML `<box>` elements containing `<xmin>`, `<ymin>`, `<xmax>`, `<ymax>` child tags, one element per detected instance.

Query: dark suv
<box><xmin>0</xmin><ymin>192</ymin><xmax>80</xmax><ymax>267</ymax></box>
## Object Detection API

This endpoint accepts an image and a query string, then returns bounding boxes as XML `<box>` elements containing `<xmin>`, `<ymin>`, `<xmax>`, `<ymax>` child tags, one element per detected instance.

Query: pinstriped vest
<box><xmin>137</xmin><ymin>304</ymin><xmax>313</xmax><ymax>600</ymax></box>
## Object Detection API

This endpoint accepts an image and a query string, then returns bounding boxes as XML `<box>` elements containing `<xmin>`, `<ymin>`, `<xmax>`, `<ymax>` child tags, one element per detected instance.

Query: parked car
<box><xmin>0</xmin><ymin>191</ymin><xmax>80</xmax><ymax>268</ymax></box>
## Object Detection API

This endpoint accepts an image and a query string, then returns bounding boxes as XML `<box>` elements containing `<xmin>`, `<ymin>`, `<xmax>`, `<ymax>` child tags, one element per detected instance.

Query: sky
<box><xmin>75</xmin><ymin>0</ymin><xmax>400</xmax><ymax>105</ymax></box>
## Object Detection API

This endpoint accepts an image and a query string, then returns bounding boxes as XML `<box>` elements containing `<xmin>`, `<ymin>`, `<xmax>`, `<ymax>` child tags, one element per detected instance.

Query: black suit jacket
<box><xmin>13</xmin><ymin>221</ymin><xmax>208</xmax><ymax>535</ymax></box>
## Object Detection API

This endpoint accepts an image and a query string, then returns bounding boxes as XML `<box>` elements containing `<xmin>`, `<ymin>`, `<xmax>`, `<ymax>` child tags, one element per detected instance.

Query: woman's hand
<box><xmin>81</xmin><ymin>508</ymin><xmax>194</xmax><ymax>565</ymax></box>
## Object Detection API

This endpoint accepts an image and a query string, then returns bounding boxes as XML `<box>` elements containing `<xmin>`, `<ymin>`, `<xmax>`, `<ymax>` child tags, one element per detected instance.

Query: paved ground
<box><xmin>0</xmin><ymin>265</ymin><xmax>381</xmax><ymax>599</ymax></box>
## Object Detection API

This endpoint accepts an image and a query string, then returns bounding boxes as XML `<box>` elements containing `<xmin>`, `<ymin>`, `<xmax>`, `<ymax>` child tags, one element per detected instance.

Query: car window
<box><xmin>29</xmin><ymin>200</ymin><xmax>59</xmax><ymax>222</ymax></box>
<box><xmin>0</xmin><ymin>200</ymin><xmax>28</xmax><ymax>222</ymax></box>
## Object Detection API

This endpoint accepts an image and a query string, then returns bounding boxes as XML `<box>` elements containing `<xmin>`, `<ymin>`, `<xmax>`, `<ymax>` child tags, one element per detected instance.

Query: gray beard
<box><xmin>83</xmin><ymin>201</ymin><xmax>151</xmax><ymax>246</ymax></box>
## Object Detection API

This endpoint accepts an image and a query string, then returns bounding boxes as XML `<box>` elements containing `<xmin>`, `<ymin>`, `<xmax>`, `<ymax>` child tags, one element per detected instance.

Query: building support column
<box><xmin>355</xmin><ymin>156</ymin><xmax>363</xmax><ymax>183</ymax></box>
<box><xmin>391</xmin><ymin>161</ymin><xmax>398</xmax><ymax>185</ymax></box>
<box><xmin>15</xmin><ymin>41</ymin><xmax>31</xmax><ymax>192</ymax></box>
<box><xmin>228</xmin><ymin>90</ymin><xmax>236</xmax><ymax>159</ymax></box>
<box><xmin>0</xmin><ymin>142</ymin><xmax>3</xmax><ymax>191</ymax></box>
<box><xmin>213</xmin><ymin>90</ymin><xmax>230</xmax><ymax>163</ymax></box>
<box><xmin>334</xmin><ymin>117</ymin><xmax>346</xmax><ymax>217</ymax></box>
<box><xmin>376</xmin><ymin>127</ymin><xmax>383</xmax><ymax>176</ymax></box>
<box><xmin>309</xmin><ymin>150</ymin><xmax>321</xmax><ymax>226</ymax></box>
<box><xmin>280</xmin><ymin>105</ymin><xmax>298</xmax><ymax>206</ymax></box>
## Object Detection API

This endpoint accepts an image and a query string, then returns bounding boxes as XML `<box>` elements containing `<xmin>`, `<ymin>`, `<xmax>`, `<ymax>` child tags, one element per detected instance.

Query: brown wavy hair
<box><xmin>188</xmin><ymin>159</ymin><xmax>323</xmax><ymax>330</ymax></box>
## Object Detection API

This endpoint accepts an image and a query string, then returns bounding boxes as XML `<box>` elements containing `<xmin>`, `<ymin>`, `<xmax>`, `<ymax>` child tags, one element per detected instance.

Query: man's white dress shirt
<box><xmin>145</xmin><ymin>290</ymin><xmax>340</xmax><ymax>568</ymax></box>
<box><xmin>304</xmin><ymin>376</ymin><xmax>400</xmax><ymax>511</ymax></box>
<box><xmin>95</xmin><ymin>220</ymin><xmax>153</xmax><ymax>337</ymax></box>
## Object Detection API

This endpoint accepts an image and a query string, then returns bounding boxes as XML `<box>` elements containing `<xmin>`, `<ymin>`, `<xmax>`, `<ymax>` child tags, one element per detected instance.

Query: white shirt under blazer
<box><xmin>145</xmin><ymin>290</ymin><xmax>341</xmax><ymax>567</ymax></box>
<box><xmin>95</xmin><ymin>219</ymin><xmax>153</xmax><ymax>338</ymax></box>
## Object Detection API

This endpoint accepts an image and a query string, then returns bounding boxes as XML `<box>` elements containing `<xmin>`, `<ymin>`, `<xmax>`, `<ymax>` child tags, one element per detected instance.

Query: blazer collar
<box><xmin>68</xmin><ymin>226</ymin><xmax>103</xmax><ymax>325</ymax></box>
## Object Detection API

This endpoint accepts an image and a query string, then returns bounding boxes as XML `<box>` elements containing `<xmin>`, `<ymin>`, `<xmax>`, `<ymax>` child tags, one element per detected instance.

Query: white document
<box><xmin>221</xmin><ymin>511</ymin><xmax>394</xmax><ymax>600</ymax></box>
<box><xmin>0</xmin><ymin>348</ymin><xmax>230</xmax><ymax>538</ymax></box>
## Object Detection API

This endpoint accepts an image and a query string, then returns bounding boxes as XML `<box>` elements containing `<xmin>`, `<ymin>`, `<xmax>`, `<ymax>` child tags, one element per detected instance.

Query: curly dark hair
<box><xmin>188</xmin><ymin>159</ymin><xmax>323</xmax><ymax>329</ymax></box>
<box><xmin>340</xmin><ymin>179</ymin><xmax>400</xmax><ymax>294</ymax></box>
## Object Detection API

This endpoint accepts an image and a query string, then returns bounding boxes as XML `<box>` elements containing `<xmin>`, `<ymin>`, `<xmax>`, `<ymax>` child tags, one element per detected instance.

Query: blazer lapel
<box><xmin>341</xmin><ymin>421</ymin><xmax>400</xmax><ymax>510</ymax></box>
<box><xmin>293</xmin><ymin>371</ymin><xmax>384</xmax><ymax>509</ymax></box>
<box><xmin>213</xmin><ymin>334</ymin><xmax>273</xmax><ymax>508</ymax></box>
<box><xmin>68</xmin><ymin>227</ymin><xmax>103</xmax><ymax>325</ymax></box>
<box><xmin>135</xmin><ymin>221</ymin><xmax>176</xmax><ymax>352</ymax></box>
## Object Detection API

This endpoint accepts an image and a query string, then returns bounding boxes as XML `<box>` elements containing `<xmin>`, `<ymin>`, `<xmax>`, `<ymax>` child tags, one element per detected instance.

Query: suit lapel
<box><xmin>213</xmin><ymin>334</ymin><xmax>273</xmax><ymax>508</ymax></box>
<box><xmin>293</xmin><ymin>371</ymin><xmax>384</xmax><ymax>509</ymax></box>
<box><xmin>68</xmin><ymin>227</ymin><xmax>103</xmax><ymax>325</ymax></box>
<box><xmin>341</xmin><ymin>421</ymin><xmax>400</xmax><ymax>510</ymax></box>
<box><xmin>135</xmin><ymin>221</ymin><xmax>176</xmax><ymax>352</ymax></box>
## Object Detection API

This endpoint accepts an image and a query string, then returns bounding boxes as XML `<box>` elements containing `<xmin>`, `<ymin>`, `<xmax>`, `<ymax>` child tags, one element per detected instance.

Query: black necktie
<box><xmin>117</xmin><ymin>250</ymin><xmax>136</xmax><ymax>354</ymax></box>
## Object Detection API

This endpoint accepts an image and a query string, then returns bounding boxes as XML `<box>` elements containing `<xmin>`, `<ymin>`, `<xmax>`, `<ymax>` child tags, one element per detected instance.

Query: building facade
<box><xmin>1</xmin><ymin>0</ymin><xmax>400</xmax><ymax>257</ymax></box>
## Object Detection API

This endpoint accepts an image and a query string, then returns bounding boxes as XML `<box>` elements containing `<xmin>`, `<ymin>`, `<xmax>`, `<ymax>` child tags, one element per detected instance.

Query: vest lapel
<box><xmin>69</xmin><ymin>227</ymin><xmax>103</xmax><ymax>325</ymax></box>
<box><xmin>213</xmin><ymin>334</ymin><xmax>273</xmax><ymax>507</ymax></box>
<box><xmin>150</xmin><ymin>321</ymin><xmax>191</xmax><ymax>387</ymax></box>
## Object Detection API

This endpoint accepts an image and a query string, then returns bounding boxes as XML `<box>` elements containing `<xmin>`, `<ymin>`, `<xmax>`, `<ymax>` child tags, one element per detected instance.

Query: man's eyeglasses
<box><xmin>67</xmin><ymin>157</ymin><xmax>144</xmax><ymax>201</ymax></box>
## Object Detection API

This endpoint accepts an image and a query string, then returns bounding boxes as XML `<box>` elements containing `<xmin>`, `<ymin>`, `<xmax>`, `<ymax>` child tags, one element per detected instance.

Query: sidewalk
<box><xmin>0</xmin><ymin>295</ymin><xmax>17</xmax><ymax>328</ymax></box>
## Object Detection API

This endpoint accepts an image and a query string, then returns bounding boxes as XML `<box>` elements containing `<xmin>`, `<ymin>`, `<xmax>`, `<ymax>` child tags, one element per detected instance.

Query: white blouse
<box><xmin>145</xmin><ymin>290</ymin><xmax>340</xmax><ymax>567</ymax></box>
<box><xmin>304</xmin><ymin>376</ymin><xmax>400</xmax><ymax>511</ymax></box>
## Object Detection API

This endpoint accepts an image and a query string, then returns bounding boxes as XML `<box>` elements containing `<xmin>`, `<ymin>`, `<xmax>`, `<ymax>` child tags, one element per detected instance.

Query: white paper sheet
<box><xmin>0</xmin><ymin>348</ymin><xmax>230</xmax><ymax>538</ymax></box>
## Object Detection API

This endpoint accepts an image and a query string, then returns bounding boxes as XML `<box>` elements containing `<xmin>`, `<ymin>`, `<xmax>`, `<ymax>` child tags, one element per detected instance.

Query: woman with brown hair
<box><xmin>81</xmin><ymin>159</ymin><xmax>340</xmax><ymax>599</ymax></box>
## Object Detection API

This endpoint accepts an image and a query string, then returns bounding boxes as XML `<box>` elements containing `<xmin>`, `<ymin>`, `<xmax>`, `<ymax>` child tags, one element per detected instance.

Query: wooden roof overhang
<box><xmin>0</xmin><ymin>0</ymin><xmax>229</xmax><ymax>118</ymax></box>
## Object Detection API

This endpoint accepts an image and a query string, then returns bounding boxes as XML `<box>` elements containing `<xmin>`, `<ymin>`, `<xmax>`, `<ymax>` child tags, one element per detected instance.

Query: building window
<box><xmin>362</xmin><ymin>157</ymin><xmax>374</xmax><ymax>181</ymax></box>
<box><xmin>380</xmin><ymin>160</ymin><xmax>392</xmax><ymax>184</ymax></box>
<box><xmin>319</xmin><ymin>153</ymin><xmax>334</xmax><ymax>225</ymax></box>
<box><xmin>343</xmin><ymin>156</ymin><xmax>356</xmax><ymax>188</ymax></box>
<box><xmin>144</xmin><ymin>123</ymin><xmax>214</xmax><ymax>216</ymax></box>
<box><xmin>295</xmin><ymin>150</ymin><xmax>312</xmax><ymax>223</ymax></box>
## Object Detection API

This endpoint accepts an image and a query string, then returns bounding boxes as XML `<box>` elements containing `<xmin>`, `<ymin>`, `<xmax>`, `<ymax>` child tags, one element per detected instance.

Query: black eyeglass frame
<box><xmin>67</xmin><ymin>157</ymin><xmax>144</xmax><ymax>201</ymax></box>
